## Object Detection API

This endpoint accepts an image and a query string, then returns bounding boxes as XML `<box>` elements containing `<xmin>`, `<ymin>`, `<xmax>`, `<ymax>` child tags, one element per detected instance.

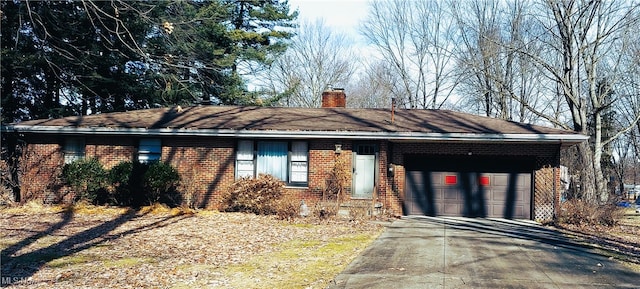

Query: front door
<box><xmin>353</xmin><ymin>144</ymin><xmax>376</xmax><ymax>199</ymax></box>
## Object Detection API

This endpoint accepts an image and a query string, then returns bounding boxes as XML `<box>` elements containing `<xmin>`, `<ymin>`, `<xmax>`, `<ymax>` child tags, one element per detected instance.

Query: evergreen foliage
<box><xmin>62</xmin><ymin>158</ymin><xmax>108</xmax><ymax>204</ymax></box>
<box><xmin>1</xmin><ymin>0</ymin><xmax>297</xmax><ymax>122</ymax></box>
<box><xmin>62</xmin><ymin>159</ymin><xmax>180</xmax><ymax>207</ymax></box>
<box><xmin>144</xmin><ymin>162</ymin><xmax>181</xmax><ymax>205</ymax></box>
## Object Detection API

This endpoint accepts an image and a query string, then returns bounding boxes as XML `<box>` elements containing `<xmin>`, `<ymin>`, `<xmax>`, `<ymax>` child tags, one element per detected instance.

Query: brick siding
<box><xmin>11</xmin><ymin>134</ymin><xmax>562</xmax><ymax>221</ymax></box>
<box><xmin>16</xmin><ymin>136</ymin><xmax>64</xmax><ymax>202</ymax></box>
<box><xmin>162</xmin><ymin>137</ymin><xmax>235</xmax><ymax>209</ymax></box>
<box><xmin>85</xmin><ymin>136</ymin><xmax>135</xmax><ymax>169</ymax></box>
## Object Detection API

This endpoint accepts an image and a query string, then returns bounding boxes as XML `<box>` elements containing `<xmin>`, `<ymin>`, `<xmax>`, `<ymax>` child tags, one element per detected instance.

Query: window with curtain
<box><xmin>138</xmin><ymin>139</ymin><xmax>161</xmax><ymax>163</ymax></box>
<box><xmin>64</xmin><ymin>138</ymin><xmax>85</xmax><ymax>164</ymax></box>
<box><xmin>236</xmin><ymin>140</ymin><xmax>308</xmax><ymax>185</ymax></box>
<box><xmin>257</xmin><ymin>141</ymin><xmax>288</xmax><ymax>180</ymax></box>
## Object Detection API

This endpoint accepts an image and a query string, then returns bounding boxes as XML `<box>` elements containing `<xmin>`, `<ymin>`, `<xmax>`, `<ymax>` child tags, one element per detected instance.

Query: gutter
<box><xmin>2</xmin><ymin>125</ymin><xmax>589</xmax><ymax>145</ymax></box>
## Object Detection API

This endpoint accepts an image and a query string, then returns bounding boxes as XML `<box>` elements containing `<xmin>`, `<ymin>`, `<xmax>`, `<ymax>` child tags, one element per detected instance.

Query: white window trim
<box><xmin>235</xmin><ymin>140</ymin><xmax>309</xmax><ymax>186</ymax></box>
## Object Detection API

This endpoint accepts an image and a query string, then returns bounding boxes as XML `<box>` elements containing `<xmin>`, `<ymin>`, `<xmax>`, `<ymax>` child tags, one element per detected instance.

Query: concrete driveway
<box><xmin>328</xmin><ymin>217</ymin><xmax>639</xmax><ymax>289</ymax></box>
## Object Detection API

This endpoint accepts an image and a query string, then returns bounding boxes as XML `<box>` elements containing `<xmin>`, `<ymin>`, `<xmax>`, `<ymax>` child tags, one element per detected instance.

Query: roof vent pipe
<box><xmin>391</xmin><ymin>97</ymin><xmax>396</xmax><ymax>123</ymax></box>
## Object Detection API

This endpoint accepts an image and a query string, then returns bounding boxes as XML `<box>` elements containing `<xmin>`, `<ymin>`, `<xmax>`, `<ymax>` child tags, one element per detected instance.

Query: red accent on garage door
<box><xmin>479</xmin><ymin>176</ymin><xmax>490</xmax><ymax>186</ymax></box>
<box><xmin>445</xmin><ymin>175</ymin><xmax>457</xmax><ymax>185</ymax></box>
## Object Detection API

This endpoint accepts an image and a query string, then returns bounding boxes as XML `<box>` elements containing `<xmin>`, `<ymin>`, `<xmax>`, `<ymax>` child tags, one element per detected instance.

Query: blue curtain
<box><xmin>257</xmin><ymin>141</ymin><xmax>288</xmax><ymax>180</ymax></box>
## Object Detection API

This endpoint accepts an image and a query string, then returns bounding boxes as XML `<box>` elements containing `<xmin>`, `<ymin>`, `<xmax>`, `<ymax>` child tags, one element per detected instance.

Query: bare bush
<box><xmin>273</xmin><ymin>193</ymin><xmax>300</xmax><ymax>221</ymax></box>
<box><xmin>558</xmin><ymin>200</ymin><xmax>624</xmax><ymax>227</ymax></box>
<box><xmin>0</xmin><ymin>159</ymin><xmax>17</xmax><ymax>206</ymax></box>
<box><xmin>314</xmin><ymin>200</ymin><xmax>340</xmax><ymax>220</ymax></box>
<box><xmin>220</xmin><ymin>174</ymin><xmax>292</xmax><ymax>217</ymax></box>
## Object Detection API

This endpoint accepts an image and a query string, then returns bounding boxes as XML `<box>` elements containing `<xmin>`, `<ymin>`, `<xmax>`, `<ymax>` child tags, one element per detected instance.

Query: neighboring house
<box><xmin>1</xmin><ymin>89</ymin><xmax>587</xmax><ymax>222</ymax></box>
<box><xmin>623</xmin><ymin>184</ymin><xmax>640</xmax><ymax>200</ymax></box>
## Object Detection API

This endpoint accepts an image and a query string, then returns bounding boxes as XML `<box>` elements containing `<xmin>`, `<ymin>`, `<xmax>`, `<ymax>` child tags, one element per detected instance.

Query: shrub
<box><xmin>108</xmin><ymin>161</ymin><xmax>148</xmax><ymax>206</ymax></box>
<box><xmin>274</xmin><ymin>194</ymin><xmax>300</xmax><ymax>220</ymax></box>
<box><xmin>108</xmin><ymin>161</ymin><xmax>181</xmax><ymax>207</ymax></box>
<box><xmin>323</xmin><ymin>156</ymin><xmax>349</xmax><ymax>202</ymax></box>
<box><xmin>62</xmin><ymin>158</ymin><xmax>108</xmax><ymax>204</ymax></box>
<box><xmin>558</xmin><ymin>199</ymin><xmax>624</xmax><ymax>227</ymax></box>
<box><xmin>314</xmin><ymin>201</ymin><xmax>339</xmax><ymax>220</ymax></box>
<box><xmin>221</xmin><ymin>174</ymin><xmax>288</xmax><ymax>215</ymax></box>
<box><xmin>0</xmin><ymin>161</ymin><xmax>17</xmax><ymax>206</ymax></box>
<box><xmin>108</xmin><ymin>161</ymin><xmax>136</xmax><ymax>206</ymax></box>
<box><xmin>144</xmin><ymin>162</ymin><xmax>180</xmax><ymax>205</ymax></box>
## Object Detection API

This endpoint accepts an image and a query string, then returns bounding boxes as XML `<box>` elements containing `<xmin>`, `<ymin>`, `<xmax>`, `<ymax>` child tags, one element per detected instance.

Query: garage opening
<box><xmin>404</xmin><ymin>155</ymin><xmax>534</xmax><ymax>219</ymax></box>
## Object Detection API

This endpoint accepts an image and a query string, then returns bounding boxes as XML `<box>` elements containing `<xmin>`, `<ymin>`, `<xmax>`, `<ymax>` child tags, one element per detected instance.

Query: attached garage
<box><xmin>403</xmin><ymin>155</ymin><xmax>534</xmax><ymax>219</ymax></box>
<box><xmin>2</xmin><ymin>93</ymin><xmax>588</xmax><ymax>222</ymax></box>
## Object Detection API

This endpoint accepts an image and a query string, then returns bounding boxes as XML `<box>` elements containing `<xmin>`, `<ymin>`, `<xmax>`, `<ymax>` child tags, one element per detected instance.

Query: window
<box><xmin>290</xmin><ymin>142</ymin><xmax>308</xmax><ymax>183</ymax></box>
<box><xmin>138</xmin><ymin>139</ymin><xmax>161</xmax><ymax>163</ymax></box>
<box><xmin>236</xmin><ymin>140</ymin><xmax>255</xmax><ymax>178</ymax></box>
<box><xmin>236</xmin><ymin>140</ymin><xmax>308</xmax><ymax>185</ymax></box>
<box><xmin>64</xmin><ymin>138</ymin><xmax>85</xmax><ymax>164</ymax></box>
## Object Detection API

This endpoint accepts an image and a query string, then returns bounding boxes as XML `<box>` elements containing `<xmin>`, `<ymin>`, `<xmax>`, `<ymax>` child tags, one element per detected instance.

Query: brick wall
<box><xmin>162</xmin><ymin>137</ymin><xmax>235</xmax><ymax>209</ymax></box>
<box><xmin>18</xmin><ymin>136</ymin><xmax>64</xmax><ymax>202</ymax></box>
<box><xmin>85</xmin><ymin>137</ymin><xmax>135</xmax><ymax>169</ymax></box>
<box><xmin>12</xmin><ymin>133</ymin><xmax>562</xmax><ymax>221</ymax></box>
<box><xmin>12</xmin><ymin>134</ymin><xmax>361</xmax><ymax>209</ymax></box>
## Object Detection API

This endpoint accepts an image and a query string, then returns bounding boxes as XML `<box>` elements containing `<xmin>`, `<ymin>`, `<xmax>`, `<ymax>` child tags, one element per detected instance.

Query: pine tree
<box><xmin>1</xmin><ymin>0</ymin><xmax>298</xmax><ymax>122</ymax></box>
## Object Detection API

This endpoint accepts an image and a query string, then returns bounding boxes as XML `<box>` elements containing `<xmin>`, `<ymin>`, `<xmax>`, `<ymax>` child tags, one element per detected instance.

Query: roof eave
<box><xmin>2</xmin><ymin>125</ymin><xmax>589</xmax><ymax>145</ymax></box>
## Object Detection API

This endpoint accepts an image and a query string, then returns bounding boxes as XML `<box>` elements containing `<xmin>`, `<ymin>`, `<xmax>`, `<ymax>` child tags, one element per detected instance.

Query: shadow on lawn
<box><xmin>1</xmin><ymin>208</ymin><xmax>186</xmax><ymax>283</ymax></box>
<box><xmin>553</xmin><ymin>213</ymin><xmax>640</xmax><ymax>265</ymax></box>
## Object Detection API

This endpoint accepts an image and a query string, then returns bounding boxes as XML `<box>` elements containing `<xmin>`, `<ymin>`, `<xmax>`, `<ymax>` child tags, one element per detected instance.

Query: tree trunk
<box><xmin>592</xmin><ymin>110</ymin><xmax>609</xmax><ymax>203</ymax></box>
<box><xmin>575</xmin><ymin>142</ymin><xmax>597</xmax><ymax>202</ymax></box>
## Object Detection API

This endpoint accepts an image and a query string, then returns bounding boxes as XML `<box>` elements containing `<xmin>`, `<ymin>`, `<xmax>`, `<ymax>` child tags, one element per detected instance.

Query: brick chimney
<box><xmin>321</xmin><ymin>88</ymin><xmax>346</xmax><ymax>108</ymax></box>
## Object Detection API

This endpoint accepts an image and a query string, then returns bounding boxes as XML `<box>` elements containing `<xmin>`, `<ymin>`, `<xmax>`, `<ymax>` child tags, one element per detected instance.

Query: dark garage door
<box><xmin>404</xmin><ymin>156</ymin><xmax>533</xmax><ymax>219</ymax></box>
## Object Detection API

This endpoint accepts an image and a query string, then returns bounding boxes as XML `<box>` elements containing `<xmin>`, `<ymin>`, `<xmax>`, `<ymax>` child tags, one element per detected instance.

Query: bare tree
<box><xmin>360</xmin><ymin>0</ymin><xmax>459</xmax><ymax>109</ymax></box>
<box><xmin>256</xmin><ymin>19</ymin><xmax>357</xmax><ymax>108</ymax></box>
<box><xmin>452</xmin><ymin>0</ymin><xmax>640</xmax><ymax>202</ymax></box>
<box><xmin>517</xmin><ymin>0</ymin><xmax>640</xmax><ymax>203</ymax></box>
<box><xmin>452</xmin><ymin>0</ymin><xmax>548</xmax><ymax>123</ymax></box>
<box><xmin>347</xmin><ymin>61</ymin><xmax>402</xmax><ymax>109</ymax></box>
<box><xmin>611</xmin><ymin>132</ymin><xmax>636</xmax><ymax>197</ymax></box>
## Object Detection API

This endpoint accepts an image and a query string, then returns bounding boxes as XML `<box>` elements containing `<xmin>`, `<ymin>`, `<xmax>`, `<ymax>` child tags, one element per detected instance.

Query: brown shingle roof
<box><xmin>11</xmin><ymin>105</ymin><xmax>576</xmax><ymax>135</ymax></box>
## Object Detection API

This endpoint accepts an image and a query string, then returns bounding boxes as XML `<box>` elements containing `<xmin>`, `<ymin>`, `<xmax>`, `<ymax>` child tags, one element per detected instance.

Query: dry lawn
<box><xmin>0</xmin><ymin>203</ymin><xmax>385</xmax><ymax>288</ymax></box>
<box><xmin>554</xmin><ymin>208</ymin><xmax>640</xmax><ymax>271</ymax></box>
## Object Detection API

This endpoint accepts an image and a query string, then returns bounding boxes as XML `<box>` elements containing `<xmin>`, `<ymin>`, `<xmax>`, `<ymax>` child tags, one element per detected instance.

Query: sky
<box><xmin>287</xmin><ymin>0</ymin><xmax>370</xmax><ymax>43</ymax></box>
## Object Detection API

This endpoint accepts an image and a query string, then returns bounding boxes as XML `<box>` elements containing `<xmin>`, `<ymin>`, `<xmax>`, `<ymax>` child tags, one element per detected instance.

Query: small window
<box><xmin>64</xmin><ymin>138</ymin><xmax>85</xmax><ymax>164</ymax></box>
<box><xmin>356</xmin><ymin>144</ymin><xmax>376</xmax><ymax>155</ymax></box>
<box><xmin>236</xmin><ymin>140</ymin><xmax>255</xmax><ymax>178</ymax></box>
<box><xmin>138</xmin><ymin>139</ymin><xmax>161</xmax><ymax>163</ymax></box>
<box><xmin>290</xmin><ymin>141</ymin><xmax>308</xmax><ymax>183</ymax></box>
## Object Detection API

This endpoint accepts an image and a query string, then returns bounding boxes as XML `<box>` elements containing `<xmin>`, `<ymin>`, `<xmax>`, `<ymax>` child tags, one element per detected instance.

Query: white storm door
<box><xmin>353</xmin><ymin>154</ymin><xmax>375</xmax><ymax>198</ymax></box>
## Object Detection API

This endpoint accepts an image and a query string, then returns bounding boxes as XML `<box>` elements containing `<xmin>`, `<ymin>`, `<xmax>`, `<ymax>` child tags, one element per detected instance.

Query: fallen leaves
<box><xmin>554</xmin><ymin>208</ymin><xmax>640</xmax><ymax>266</ymax></box>
<box><xmin>1</xmin><ymin>207</ymin><xmax>384</xmax><ymax>288</ymax></box>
